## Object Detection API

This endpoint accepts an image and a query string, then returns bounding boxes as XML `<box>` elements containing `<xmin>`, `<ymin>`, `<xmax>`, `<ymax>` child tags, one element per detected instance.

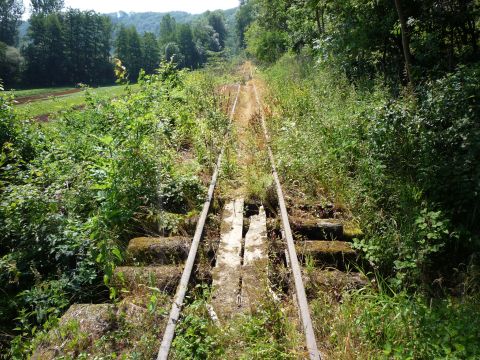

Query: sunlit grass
<box><xmin>6</xmin><ymin>87</ymin><xmax>73</xmax><ymax>98</ymax></box>
<box><xmin>14</xmin><ymin>84</ymin><xmax>140</xmax><ymax>118</ymax></box>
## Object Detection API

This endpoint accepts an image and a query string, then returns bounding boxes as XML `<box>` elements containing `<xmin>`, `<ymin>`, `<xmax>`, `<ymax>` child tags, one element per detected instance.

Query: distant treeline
<box><xmin>116</xmin><ymin>12</ymin><xmax>228</xmax><ymax>83</ymax></box>
<box><xmin>0</xmin><ymin>0</ymin><xmax>235</xmax><ymax>88</ymax></box>
<box><xmin>106</xmin><ymin>9</ymin><xmax>237</xmax><ymax>35</ymax></box>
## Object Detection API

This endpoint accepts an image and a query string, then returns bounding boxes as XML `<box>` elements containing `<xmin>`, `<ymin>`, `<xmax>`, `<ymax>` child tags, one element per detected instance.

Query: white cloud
<box><xmin>23</xmin><ymin>0</ymin><xmax>239</xmax><ymax>16</ymax></box>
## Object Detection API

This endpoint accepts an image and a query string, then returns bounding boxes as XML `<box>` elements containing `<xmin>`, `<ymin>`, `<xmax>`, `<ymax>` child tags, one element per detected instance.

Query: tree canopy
<box><xmin>30</xmin><ymin>0</ymin><xmax>64</xmax><ymax>14</ymax></box>
<box><xmin>24</xmin><ymin>10</ymin><xmax>113</xmax><ymax>86</ymax></box>
<box><xmin>241</xmin><ymin>0</ymin><xmax>479</xmax><ymax>84</ymax></box>
<box><xmin>0</xmin><ymin>0</ymin><xmax>24</xmax><ymax>46</ymax></box>
<box><xmin>0</xmin><ymin>41</ymin><xmax>22</xmax><ymax>86</ymax></box>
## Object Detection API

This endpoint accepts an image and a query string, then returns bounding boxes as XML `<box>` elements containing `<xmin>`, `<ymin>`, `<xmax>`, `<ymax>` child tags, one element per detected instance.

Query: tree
<box><xmin>31</xmin><ymin>0</ymin><xmax>64</xmax><ymax>14</ymax></box>
<box><xmin>142</xmin><ymin>32</ymin><xmax>159</xmax><ymax>74</ymax></box>
<box><xmin>176</xmin><ymin>23</ymin><xmax>198</xmax><ymax>68</ymax></box>
<box><xmin>241</xmin><ymin>0</ymin><xmax>291</xmax><ymax>62</ymax></box>
<box><xmin>126</xmin><ymin>27</ymin><xmax>142</xmax><ymax>81</ymax></box>
<box><xmin>24</xmin><ymin>9</ymin><xmax>113</xmax><ymax>86</ymax></box>
<box><xmin>159</xmin><ymin>14</ymin><xmax>177</xmax><ymax>46</ymax></box>
<box><xmin>235</xmin><ymin>0</ymin><xmax>255</xmax><ymax>48</ymax></box>
<box><xmin>115</xmin><ymin>26</ymin><xmax>128</xmax><ymax>62</ymax></box>
<box><xmin>0</xmin><ymin>41</ymin><xmax>22</xmax><ymax>86</ymax></box>
<box><xmin>73</xmin><ymin>10</ymin><xmax>113</xmax><ymax>85</ymax></box>
<box><xmin>193</xmin><ymin>22</ymin><xmax>218</xmax><ymax>51</ymax></box>
<box><xmin>0</xmin><ymin>0</ymin><xmax>23</xmax><ymax>46</ymax></box>
<box><xmin>23</xmin><ymin>13</ymin><xmax>65</xmax><ymax>86</ymax></box>
<box><xmin>285</xmin><ymin>1</ymin><xmax>319</xmax><ymax>52</ymax></box>
<box><xmin>245</xmin><ymin>21</ymin><xmax>287</xmax><ymax>64</ymax></box>
<box><xmin>115</xmin><ymin>26</ymin><xmax>143</xmax><ymax>81</ymax></box>
<box><xmin>305</xmin><ymin>0</ymin><xmax>327</xmax><ymax>36</ymax></box>
<box><xmin>164</xmin><ymin>41</ymin><xmax>182</xmax><ymax>64</ymax></box>
<box><xmin>243</xmin><ymin>0</ymin><xmax>479</xmax><ymax>84</ymax></box>
<box><xmin>394</xmin><ymin>0</ymin><xmax>413</xmax><ymax>84</ymax></box>
<box><xmin>207</xmin><ymin>11</ymin><xmax>227</xmax><ymax>49</ymax></box>
<box><xmin>195</xmin><ymin>22</ymin><xmax>219</xmax><ymax>65</ymax></box>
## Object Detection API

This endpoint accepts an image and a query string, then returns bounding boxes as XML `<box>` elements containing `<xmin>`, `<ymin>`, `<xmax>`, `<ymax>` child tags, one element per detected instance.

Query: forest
<box><xmin>0</xmin><ymin>0</ymin><xmax>233</xmax><ymax>87</ymax></box>
<box><xmin>1</xmin><ymin>0</ymin><xmax>479</xmax><ymax>359</ymax></box>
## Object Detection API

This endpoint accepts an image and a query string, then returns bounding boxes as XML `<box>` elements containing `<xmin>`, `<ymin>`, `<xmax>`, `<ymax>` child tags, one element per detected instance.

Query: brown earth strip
<box><xmin>14</xmin><ymin>88</ymin><xmax>81</xmax><ymax>105</ymax></box>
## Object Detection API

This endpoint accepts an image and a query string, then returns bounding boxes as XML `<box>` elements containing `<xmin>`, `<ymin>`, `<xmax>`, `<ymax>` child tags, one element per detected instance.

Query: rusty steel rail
<box><xmin>251</xmin><ymin>78</ymin><xmax>322</xmax><ymax>360</ymax></box>
<box><xmin>157</xmin><ymin>84</ymin><xmax>241</xmax><ymax>360</ymax></box>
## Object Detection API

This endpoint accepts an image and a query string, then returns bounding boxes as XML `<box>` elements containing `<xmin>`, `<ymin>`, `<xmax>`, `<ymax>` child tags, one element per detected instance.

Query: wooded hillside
<box><xmin>1</xmin><ymin>1</ymin><xmax>238</xmax><ymax>88</ymax></box>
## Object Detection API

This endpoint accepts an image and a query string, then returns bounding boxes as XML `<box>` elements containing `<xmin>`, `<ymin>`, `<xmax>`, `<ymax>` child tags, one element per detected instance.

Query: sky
<box><xmin>23</xmin><ymin>0</ymin><xmax>239</xmax><ymax>17</ymax></box>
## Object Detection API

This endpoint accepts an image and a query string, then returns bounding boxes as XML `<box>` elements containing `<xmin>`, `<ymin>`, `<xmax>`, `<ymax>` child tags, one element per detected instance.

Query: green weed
<box><xmin>263</xmin><ymin>53</ymin><xmax>480</xmax><ymax>358</ymax></box>
<box><xmin>171</xmin><ymin>286</ymin><xmax>223</xmax><ymax>360</ymax></box>
<box><xmin>171</xmin><ymin>285</ymin><xmax>303</xmax><ymax>359</ymax></box>
<box><xmin>1</xmin><ymin>62</ymin><xmax>229</xmax><ymax>356</ymax></box>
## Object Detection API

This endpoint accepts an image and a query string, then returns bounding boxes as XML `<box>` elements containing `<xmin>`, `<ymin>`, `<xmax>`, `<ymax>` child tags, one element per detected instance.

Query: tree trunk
<box><xmin>315</xmin><ymin>7</ymin><xmax>322</xmax><ymax>35</ymax></box>
<box><xmin>321</xmin><ymin>6</ymin><xmax>325</xmax><ymax>34</ymax></box>
<box><xmin>468</xmin><ymin>19</ymin><xmax>478</xmax><ymax>57</ymax></box>
<box><xmin>383</xmin><ymin>36</ymin><xmax>388</xmax><ymax>85</ymax></box>
<box><xmin>394</xmin><ymin>0</ymin><xmax>413</xmax><ymax>84</ymax></box>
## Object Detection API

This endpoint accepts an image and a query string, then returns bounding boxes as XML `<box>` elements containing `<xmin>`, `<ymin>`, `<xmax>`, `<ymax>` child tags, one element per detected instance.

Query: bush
<box><xmin>369</xmin><ymin>64</ymin><xmax>480</xmax><ymax>233</ymax></box>
<box><xmin>0</xmin><ymin>42</ymin><xmax>23</xmax><ymax>88</ymax></box>
<box><xmin>0</xmin><ymin>63</ymin><xmax>229</xmax><ymax>355</ymax></box>
<box><xmin>363</xmin><ymin>63</ymin><xmax>480</xmax><ymax>287</ymax></box>
<box><xmin>264</xmin><ymin>54</ymin><xmax>479</xmax><ymax>290</ymax></box>
<box><xmin>245</xmin><ymin>22</ymin><xmax>288</xmax><ymax>64</ymax></box>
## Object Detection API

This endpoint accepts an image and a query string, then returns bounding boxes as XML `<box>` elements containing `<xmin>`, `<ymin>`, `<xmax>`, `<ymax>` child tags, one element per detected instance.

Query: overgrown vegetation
<box><xmin>1</xmin><ymin>0</ymin><xmax>479</xmax><ymax>357</ymax></box>
<box><xmin>311</xmin><ymin>287</ymin><xmax>480</xmax><ymax>359</ymax></box>
<box><xmin>171</xmin><ymin>286</ymin><xmax>302</xmax><ymax>359</ymax></box>
<box><xmin>23</xmin><ymin>288</ymin><xmax>172</xmax><ymax>359</ymax></box>
<box><xmin>0</xmin><ymin>63</ymin><xmax>229</xmax><ymax>356</ymax></box>
<box><xmin>260</xmin><ymin>35</ymin><xmax>479</xmax><ymax>360</ymax></box>
<box><xmin>233</xmin><ymin>0</ymin><xmax>480</xmax><ymax>357</ymax></box>
<box><xmin>264</xmin><ymin>55</ymin><xmax>480</xmax><ymax>289</ymax></box>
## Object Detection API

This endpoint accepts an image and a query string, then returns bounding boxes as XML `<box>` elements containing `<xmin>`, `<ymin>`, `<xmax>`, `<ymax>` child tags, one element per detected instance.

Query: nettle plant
<box><xmin>392</xmin><ymin>207</ymin><xmax>455</xmax><ymax>288</ymax></box>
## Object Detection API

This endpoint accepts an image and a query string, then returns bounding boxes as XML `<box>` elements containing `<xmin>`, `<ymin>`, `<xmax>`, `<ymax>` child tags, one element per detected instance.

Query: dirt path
<box><xmin>14</xmin><ymin>88</ymin><xmax>81</xmax><ymax>105</ymax></box>
<box><xmin>227</xmin><ymin>62</ymin><xmax>268</xmax><ymax>197</ymax></box>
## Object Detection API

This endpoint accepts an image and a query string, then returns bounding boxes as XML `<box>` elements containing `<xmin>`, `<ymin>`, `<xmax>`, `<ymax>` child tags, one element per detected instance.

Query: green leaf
<box><xmin>112</xmin><ymin>248</ymin><xmax>122</xmax><ymax>261</ymax></box>
<box><xmin>90</xmin><ymin>183</ymin><xmax>110</xmax><ymax>190</ymax></box>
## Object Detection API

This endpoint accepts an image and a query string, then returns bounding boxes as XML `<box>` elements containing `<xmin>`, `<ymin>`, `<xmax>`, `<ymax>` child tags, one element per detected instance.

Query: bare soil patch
<box><xmin>14</xmin><ymin>88</ymin><xmax>81</xmax><ymax>105</ymax></box>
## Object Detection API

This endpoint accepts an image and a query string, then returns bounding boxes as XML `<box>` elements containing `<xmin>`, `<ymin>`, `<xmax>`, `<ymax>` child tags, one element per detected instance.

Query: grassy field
<box><xmin>6</xmin><ymin>87</ymin><xmax>74</xmax><ymax>99</ymax></box>
<box><xmin>14</xmin><ymin>85</ymin><xmax>139</xmax><ymax>118</ymax></box>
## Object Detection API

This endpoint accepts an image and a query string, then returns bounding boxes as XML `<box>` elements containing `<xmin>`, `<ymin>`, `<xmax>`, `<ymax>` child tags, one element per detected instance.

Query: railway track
<box><xmin>157</xmin><ymin>83</ymin><xmax>241</xmax><ymax>359</ymax></box>
<box><xmin>33</xmin><ymin>64</ymin><xmax>365</xmax><ymax>359</ymax></box>
<box><xmin>157</xmin><ymin>69</ymin><xmax>322</xmax><ymax>359</ymax></box>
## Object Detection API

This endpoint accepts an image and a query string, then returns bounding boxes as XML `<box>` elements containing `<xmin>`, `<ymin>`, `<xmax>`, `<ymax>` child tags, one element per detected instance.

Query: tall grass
<box><xmin>262</xmin><ymin>53</ymin><xmax>480</xmax><ymax>358</ymax></box>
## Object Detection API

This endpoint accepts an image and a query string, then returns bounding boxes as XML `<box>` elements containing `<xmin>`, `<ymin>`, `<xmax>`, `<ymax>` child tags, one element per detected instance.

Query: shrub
<box><xmin>264</xmin><ymin>54</ymin><xmax>479</xmax><ymax>289</ymax></box>
<box><xmin>369</xmin><ymin>64</ymin><xmax>480</xmax><ymax>234</ymax></box>
<box><xmin>245</xmin><ymin>22</ymin><xmax>288</xmax><ymax>64</ymax></box>
<box><xmin>0</xmin><ymin>42</ymin><xmax>23</xmax><ymax>88</ymax></box>
<box><xmin>0</xmin><ymin>63</ymin><xmax>229</xmax><ymax>355</ymax></box>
